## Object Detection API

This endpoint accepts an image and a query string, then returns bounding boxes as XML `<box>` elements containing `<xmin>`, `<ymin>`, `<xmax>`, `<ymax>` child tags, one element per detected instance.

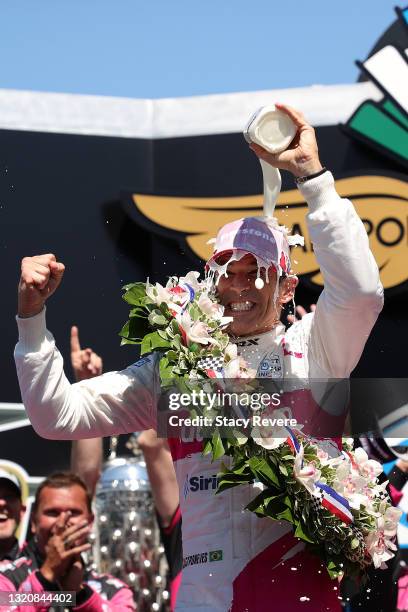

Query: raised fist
<box><xmin>18</xmin><ymin>254</ymin><xmax>65</xmax><ymax>318</ymax></box>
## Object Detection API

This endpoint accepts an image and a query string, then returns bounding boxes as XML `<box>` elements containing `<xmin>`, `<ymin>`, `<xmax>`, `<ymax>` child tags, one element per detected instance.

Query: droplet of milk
<box><xmin>255</xmin><ymin>277</ymin><xmax>264</xmax><ymax>290</ymax></box>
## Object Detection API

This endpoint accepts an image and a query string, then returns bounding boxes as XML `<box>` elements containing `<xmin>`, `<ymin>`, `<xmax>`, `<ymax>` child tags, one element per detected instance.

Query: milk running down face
<box><xmin>216</xmin><ymin>254</ymin><xmax>296</xmax><ymax>337</ymax></box>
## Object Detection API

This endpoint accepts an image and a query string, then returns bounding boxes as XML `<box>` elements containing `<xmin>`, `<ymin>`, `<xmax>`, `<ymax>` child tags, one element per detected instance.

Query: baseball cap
<box><xmin>0</xmin><ymin>469</ymin><xmax>21</xmax><ymax>497</ymax></box>
<box><xmin>206</xmin><ymin>216</ymin><xmax>294</xmax><ymax>282</ymax></box>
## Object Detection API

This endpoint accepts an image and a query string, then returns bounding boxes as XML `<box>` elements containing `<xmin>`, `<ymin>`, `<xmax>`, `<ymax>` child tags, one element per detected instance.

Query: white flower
<box><xmin>225</xmin><ymin>343</ymin><xmax>238</xmax><ymax>361</ymax></box>
<box><xmin>342</xmin><ymin>438</ymin><xmax>354</xmax><ymax>451</ymax></box>
<box><xmin>198</xmin><ymin>294</ymin><xmax>233</xmax><ymax>327</ymax></box>
<box><xmin>382</xmin><ymin>506</ymin><xmax>403</xmax><ymax>537</ymax></box>
<box><xmin>178</xmin><ymin>271</ymin><xmax>202</xmax><ymax>291</ymax></box>
<box><xmin>252</xmin><ymin>424</ymin><xmax>286</xmax><ymax>450</ymax></box>
<box><xmin>177</xmin><ymin>311</ymin><xmax>217</xmax><ymax>346</ymax></box>
<box><xmin>316</xmin><ymin>448</ymin><xmax>329</xmax><ymax>463</ymax></box>
<box><xmin>365</xmin><ymin>518</ymin><xmax>399</xmax><ymax>569</ymax></box>
<box><xmin>293</xmin><ymin>444</ymin><xmax>321</xmax><ymax>495</ymax></box>
<box><xmin>224</xmin><ymin>356</ymin><xmax>241</xmax><ymax>377</ymax></box>
<box><xmin>353</xmin><ymin>447</ymin><xmax>383</xmax><ymax>480</ymax></box>
<box><xmin>251</xmin><ymin>411</ymin><xmax>290</xmax><ymax>450</ymax></box>
<box><xmin>145</xmin><ymin>281</ymin><xmax>172</xmax><ymax>306</ymax></box>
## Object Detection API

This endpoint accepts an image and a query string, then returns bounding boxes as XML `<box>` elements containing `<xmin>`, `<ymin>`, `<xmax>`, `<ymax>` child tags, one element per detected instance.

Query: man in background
<box><xmin>0</xmin><ymin>472</ymin><xmax>135</xmax><ymax>611</ymax></box>
<box><xmin>0</xmin><ymin>470</ymin><xmax>25</xmax><ymax>562</ymax></box>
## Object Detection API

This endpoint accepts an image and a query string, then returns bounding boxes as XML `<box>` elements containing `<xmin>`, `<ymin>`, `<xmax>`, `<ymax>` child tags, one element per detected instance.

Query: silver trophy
<box><xmin>93</xmin><ymin>435</ymin><xmax>169</xmax><ymax>611</ymax></box>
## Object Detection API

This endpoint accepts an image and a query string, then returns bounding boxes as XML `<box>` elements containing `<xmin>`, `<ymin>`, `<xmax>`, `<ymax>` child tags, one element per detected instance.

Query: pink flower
<box><xmin>365</xmin><ymin>527</ymin><xmax>398</xmax><ymax>569</ymax></box>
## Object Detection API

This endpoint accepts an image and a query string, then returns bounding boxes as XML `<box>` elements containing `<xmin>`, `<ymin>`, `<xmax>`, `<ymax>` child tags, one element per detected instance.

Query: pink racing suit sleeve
<box><xmin>0</xmin><ymin>572</ymin><xmax>136</xmax><ymax>612</ymax></box>
<box><xmin>0</xmin><ymin>570</ymin><xmax>54</xmax><ymax>612</ymax></box>
<box><xmin>298</xmin><ymin>171</ymin><xmax>383</xmax><ymax>378</ymax></box>
<box><xmin>14</xmin><ymin>308</ymin><xmax>160</xmax><ymax>439</ymax></box>
<box><xmin>389</xmin><ymin>483</ymin><xmax>403</xmax><ymax>506</ymax></box>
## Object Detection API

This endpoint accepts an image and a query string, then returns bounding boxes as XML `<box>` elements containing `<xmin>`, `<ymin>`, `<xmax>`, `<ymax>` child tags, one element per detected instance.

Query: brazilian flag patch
<box><xmin>209</xmin><ymin>549</ymin><xmax>223</xmax><ymax>562</ymax></box>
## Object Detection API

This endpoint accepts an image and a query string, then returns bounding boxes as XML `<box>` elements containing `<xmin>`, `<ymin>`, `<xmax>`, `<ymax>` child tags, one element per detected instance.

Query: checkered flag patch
<box><xmin>310</xmin><ymin>491</ymin><xmax>323</xmax><ymax>514</ymax></box>
<box><xmin>197</xmin><ymin>355</ymin><xmax>225</xmax><ymax>373</ymax></box>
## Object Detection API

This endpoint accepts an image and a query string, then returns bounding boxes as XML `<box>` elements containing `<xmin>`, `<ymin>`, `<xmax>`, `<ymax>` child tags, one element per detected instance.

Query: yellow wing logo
<box><xmin>131</xmin><ymin>174</ymin><xmax>408</xmax><ymax>290</ymax></box>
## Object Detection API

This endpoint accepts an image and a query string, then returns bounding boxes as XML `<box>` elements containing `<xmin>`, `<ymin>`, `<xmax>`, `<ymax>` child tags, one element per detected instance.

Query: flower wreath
<box><xmin>119</xmin><ymin>271</ymin><xmax>400</xmax><ymax>580</ymax></box>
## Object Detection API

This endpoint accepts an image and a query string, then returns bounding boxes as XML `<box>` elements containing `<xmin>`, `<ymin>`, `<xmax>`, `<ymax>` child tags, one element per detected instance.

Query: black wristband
<box><xmin>295</xmin><ymin>167</ymin><xmax>327</xmax><ymax>185</ymax></box>
<box><xmin>389</xmin><ymin>464</ymin><xmax>408</xmax><ymax>491</ymax></box>
<box><xmin>75</xmin><ymin>584</ymin><xmax>94</xmax><ymax>606</ymax></box>
<box><xmin>36</xmin><ymin>570</ymin><xmax>61</xmax><ymax>591</ymax></box>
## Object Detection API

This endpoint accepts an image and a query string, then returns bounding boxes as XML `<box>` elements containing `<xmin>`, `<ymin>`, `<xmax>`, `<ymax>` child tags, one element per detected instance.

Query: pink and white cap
<box><xmin>206</xmin><ymin>216</ymin><xmax>295</xmax><ymax>285</ymax></box>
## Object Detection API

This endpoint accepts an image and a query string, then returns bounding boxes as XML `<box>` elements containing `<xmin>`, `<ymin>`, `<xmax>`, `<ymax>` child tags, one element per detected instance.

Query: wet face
<box><xmin>0</xmin><ymin>481</ymin><xmax>24</xmax><ymax>544</ymax></box>
<box><xmin>217</xmin><ymin>254</ymin><xmax>283</xmax><ymax>337</ymax></box>
<box><xmin>31</xmin><ymin>485</ymin><xmax>92</xmax><ymax>554</ymax></box>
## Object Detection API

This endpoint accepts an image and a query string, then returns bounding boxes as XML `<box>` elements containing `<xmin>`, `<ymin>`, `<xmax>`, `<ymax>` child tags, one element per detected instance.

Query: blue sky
<box><xmin>0</xmin><ymin>0</ymin><xmax>402</xmax><ymax>98</ymax></box>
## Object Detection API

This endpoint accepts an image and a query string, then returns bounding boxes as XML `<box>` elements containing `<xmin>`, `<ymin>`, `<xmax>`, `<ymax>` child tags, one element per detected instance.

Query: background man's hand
<box><xmin>58</xmin><ymin>556</ymin><xmax>85</xmax><ymax>593</ymax></box>
<box><xmin>40</xmin><ymin>513</ymin><xmax>91</xmax><ymax>584</ymax></box>
<box><xmin>18</xmin><ymin>254</ymin><xmax>65</xmax><ymax>318</ymax></box>
<box><xmin>287</xmin><ymin>303</ymin><xmax>316</xmax><ymax>325</ymax></box>
<box><xmin>70</xmin><ymin>326</ymin><xmax>103</xmax><ymax>382</ymax></box>
<box><xmin>249</xmin><ymin>103</ymin><xmax>323</xmax><ymax>178</ymax></box>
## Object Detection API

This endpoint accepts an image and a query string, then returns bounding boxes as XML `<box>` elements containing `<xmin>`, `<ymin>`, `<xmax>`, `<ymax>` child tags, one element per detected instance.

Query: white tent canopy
<box><xmin>0</xmin><ymin>82</ymin><xmax>382</xmax><ymax>139</ymax></box>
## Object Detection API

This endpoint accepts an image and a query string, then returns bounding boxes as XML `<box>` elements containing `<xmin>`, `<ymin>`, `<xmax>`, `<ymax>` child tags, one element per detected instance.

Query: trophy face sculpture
<box><xmin>94</xmin><ymin>450</ymin><xmax>169</xmax><ymax>611</ymax></box>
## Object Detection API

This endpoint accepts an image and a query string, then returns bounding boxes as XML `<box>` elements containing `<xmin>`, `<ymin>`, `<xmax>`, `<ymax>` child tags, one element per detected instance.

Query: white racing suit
<box><xmin>15</xmin><ymin>172</ymin><xmax>383</xmax><ymax>611</ymax></box>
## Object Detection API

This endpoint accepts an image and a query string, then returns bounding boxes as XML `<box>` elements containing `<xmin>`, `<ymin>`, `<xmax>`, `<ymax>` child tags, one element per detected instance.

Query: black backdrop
<box><xmin>1</xmin><ymin>123</ymin><xmax>407</xmax><ymax>474</ymax></box>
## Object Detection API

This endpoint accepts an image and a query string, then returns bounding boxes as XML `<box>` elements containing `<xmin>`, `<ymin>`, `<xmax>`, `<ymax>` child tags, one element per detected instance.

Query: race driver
<box><xmin>14</xmin><ymin>104</ymin><xmax>383</xmax><ymax>611</ymax></box>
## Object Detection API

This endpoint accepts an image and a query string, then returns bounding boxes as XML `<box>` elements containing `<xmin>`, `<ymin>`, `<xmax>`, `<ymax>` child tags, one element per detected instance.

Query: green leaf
<box><xmin>148</xmin><ymin>311</ymin><xmax>167</xmax><ymax>326</ymax></box>
<box><xmin>129</xmin><ymin>306</ymin><xmax>148</xmax><ymax>318</ymax></box>
<box><xmin>202</xmin><ymin>439</ymin><xmax>213</xmax><ymax>456</ymax></box>
<box><xmin>273</xmin><ymin>506</ymin><xmax>294</xmax><ymax>522</ymax></box>
<box><xmin>211</xmin><ymin>431</ymin><xmax>225</xmax><ymax>461</ymax></box>
<box><xmin>120</xmin><ymin>336</ymin><xmax>140</xmax><ymax>346</ymax></box>
<box><xmin>119</xmin><ymin>317</ymin><xmax>150</xmax><ymax>343</ymax></box>
<box><xmin>122</xmin><ymin>283</ymin><xmax>148</xmax><ymax>305</ymax></box>
<box><xmin>217</xmin><ymin>470</ymin><xmax>252</xmax><ymax>493</ymax></box>
<box><xmin>159</xmin><ymin>357</ymin><xmax>174</xmax><ymax>381</ymax></box>
<box><xmin>248</xmin><ymin>457</ymin><xmax>280</xmax><ymax>487</ymax></box>
<box><xmin>216</xmin><ymin>479</ymin><xmax>242</xmax><ymax>494</ymax></box>
<box><xmin>294</xmin><ymin>523</ymin><xmax>315</xmax><ymax>544</ymax></box>
<box><xmin>279</xmin><ymin>464</ymin><xmax>288</xmax><ymax>476</ymax></box>
<box><xmin>141</xmin><ymin>332</ymin><xmax>171</xmax><ymax>355</ymax></box>
<box><xmin>246</xmin><ymin>490</ymin><xmax>277</xmax><ymax>513</ymax></box>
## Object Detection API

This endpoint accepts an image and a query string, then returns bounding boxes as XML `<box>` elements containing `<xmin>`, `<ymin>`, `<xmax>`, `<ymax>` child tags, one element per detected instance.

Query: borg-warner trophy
<box><xmin>93</xmin><ymin>434</ymin><xmax>170</xmax><ymax>611</ymax></box>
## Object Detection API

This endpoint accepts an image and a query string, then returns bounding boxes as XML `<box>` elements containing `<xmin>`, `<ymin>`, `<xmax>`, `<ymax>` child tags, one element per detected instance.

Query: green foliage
<box><xmin>122</xmin><ymin>283</ymin><xmax>149</xmax><ymax>305</ymax></box>
<box><xmin>294</xmin><ymin>522</ymin><xmax>315</xmax><ymax>544</ymax></box>
<box><xmin>119</xmin><ymin>317</ymin><xmax>150</xmax><ymax>344</ymax></box>
<box><xmin>141</xmin><ymin>332</ymin><xmax>171</xmax><ymax>355</ymax></box>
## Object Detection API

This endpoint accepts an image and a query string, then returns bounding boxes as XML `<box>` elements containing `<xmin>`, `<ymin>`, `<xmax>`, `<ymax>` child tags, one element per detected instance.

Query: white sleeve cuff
<box><xmin>297</xmin><ymin>171</ymin><xmax>340</xmax><ymax>212</ymax></box>
<box><xmin>16</xmin><ymin>307</ymin><xmax>47</xmax><ymax>352</ymax></box>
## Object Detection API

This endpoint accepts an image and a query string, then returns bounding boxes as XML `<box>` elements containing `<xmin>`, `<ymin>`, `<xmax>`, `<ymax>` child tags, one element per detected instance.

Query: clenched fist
<box><xmin>18</xmin><ymin>254</ymin><xmax>65</xmax><ymax>318</ymax></box>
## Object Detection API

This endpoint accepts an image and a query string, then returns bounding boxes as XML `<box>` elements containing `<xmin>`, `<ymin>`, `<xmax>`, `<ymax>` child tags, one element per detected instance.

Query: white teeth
<box><xmin>230</xmin><ymin>302</ymin><xmax>253</xmax><ymax>312</ymax></box>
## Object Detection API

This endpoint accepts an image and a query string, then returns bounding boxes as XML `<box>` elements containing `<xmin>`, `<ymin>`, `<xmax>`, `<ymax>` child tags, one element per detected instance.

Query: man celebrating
<box><xmin>0</xmin><ymin>470</ymin><xmax>25</xmax><ymax>563</ymax></box>
<box><xmin>0</xmin><ymin>472</ymin><xmax>135</xmax><ymax>610</ymax></box>
<box><xmin>14</xmin><ymin>105</ymin><xmax>383</xmax><ymax>611</ymax></box>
